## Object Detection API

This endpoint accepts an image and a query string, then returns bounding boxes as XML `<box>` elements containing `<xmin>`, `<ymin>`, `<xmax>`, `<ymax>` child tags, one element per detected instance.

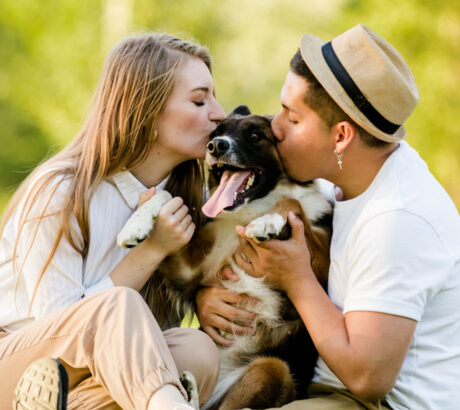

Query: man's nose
<box><xmin>271</xmin><ymin>113</ymin><xmax>284</xmax><ymax>142</ymax></box>
<box><xmin>207</xmin><ymin>138</ymin><xmax>229</xmax><ymax>156</ymax></box>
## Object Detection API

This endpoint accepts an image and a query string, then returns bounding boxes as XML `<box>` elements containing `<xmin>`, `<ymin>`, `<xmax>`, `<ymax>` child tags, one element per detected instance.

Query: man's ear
<box><xmin>333</xmin><ymin>121</ymin><xmax>355</xmax><ymax>153</ymax></box>
<box><xmin>229</xmin><ymin>105</ymin><xmax>251</xmax><ymax>117</ymax></box>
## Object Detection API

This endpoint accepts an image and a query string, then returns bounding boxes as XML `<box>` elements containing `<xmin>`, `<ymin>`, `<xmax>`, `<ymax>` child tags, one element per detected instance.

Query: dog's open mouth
<box><xmin>202</xmin><ymin>165</ymin><xmax>264</xmax><ymax>218</ymax></box>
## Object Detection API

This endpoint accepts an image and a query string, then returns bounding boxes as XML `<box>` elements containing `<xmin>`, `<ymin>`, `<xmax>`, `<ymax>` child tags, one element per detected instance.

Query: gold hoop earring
<box><xmin>334</xmin><ymin>149</ymin><xmax>343</xmax><ymax>170</ymax></box>
<box><xmin>153</xmin><ymin>129</ymin><xmax>158</xmax><ymax>142</ymax></box>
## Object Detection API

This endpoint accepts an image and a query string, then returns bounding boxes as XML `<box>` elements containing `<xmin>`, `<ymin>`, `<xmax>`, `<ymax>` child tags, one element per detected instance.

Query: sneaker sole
<box><xmin>13</xmin><ymin>357</ymin><xmax>68</xmax><ymax>410</ymax></box>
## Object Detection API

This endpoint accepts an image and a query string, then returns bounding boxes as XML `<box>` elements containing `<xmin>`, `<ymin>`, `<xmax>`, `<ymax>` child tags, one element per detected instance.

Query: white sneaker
<box><xmin>13</xmin><ymin>357</ymin><xmax>68</xmax><ymax>410</ymax></box>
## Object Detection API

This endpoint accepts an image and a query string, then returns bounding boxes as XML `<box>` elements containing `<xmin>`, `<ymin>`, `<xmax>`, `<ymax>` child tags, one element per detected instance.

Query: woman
<box><xmin>0</xmin><ymin>33</ymin><xmax>225</xmax><ymax>409</ymax></box>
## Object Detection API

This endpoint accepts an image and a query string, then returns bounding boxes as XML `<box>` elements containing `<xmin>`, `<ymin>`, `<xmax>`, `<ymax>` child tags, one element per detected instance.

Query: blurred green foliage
<box><xmin>1</xmin><ymin>0</ymin><xmax>459</xmax><ymax>212</ymax></box>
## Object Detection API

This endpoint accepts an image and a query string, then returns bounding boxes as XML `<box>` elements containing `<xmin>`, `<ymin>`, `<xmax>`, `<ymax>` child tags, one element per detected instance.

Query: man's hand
<box><xmin>234</xmin><ymin>211</ymin><xmax>316</xmax><ymax>297</ymax></box>
<box><xmin>196</xmin><ymin>267</ymin><xmax>258</xmax><ymax>347</ymax></box>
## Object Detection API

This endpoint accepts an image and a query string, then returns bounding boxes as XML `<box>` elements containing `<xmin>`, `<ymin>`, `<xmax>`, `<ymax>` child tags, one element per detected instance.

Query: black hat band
<box><xmin>321</xmin><ymin>41</ymin><xmax>401</xmax><ymax>135</ymax></box>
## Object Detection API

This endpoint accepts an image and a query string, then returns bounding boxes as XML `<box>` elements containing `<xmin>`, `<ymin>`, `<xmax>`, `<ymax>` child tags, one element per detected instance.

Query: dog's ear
<box><xmin>229</xmin><ymin>105</ymin><xmax>251</xmax><ymax>117</ymax></box>
<box><xmin>263</xmin><ymin>114</ymin><xmax>274</xmax><ymax>123</ymax></box>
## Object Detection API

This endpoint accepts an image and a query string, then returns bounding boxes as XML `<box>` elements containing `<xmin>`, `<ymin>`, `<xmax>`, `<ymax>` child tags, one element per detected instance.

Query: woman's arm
<box><xmin>109</xmin><ymin>241</ymin><xmax>167</xmax><ymax>291</ymax></box>
<box><xmin>110</xmin><ymin>187</ymin><xmax>195</xmax><ymax>291</ymax></box>
<box><xmin>16</xmin><ymin>178</ymin><xmax>87</xmax><ymax>318</ymax></box>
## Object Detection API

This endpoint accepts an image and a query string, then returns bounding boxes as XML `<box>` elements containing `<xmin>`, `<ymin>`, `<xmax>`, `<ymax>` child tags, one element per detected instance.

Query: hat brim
<box><xmin>300</xmin><ymin>33</ymin><xmax>405</xmax><ymax>143</ymax></box>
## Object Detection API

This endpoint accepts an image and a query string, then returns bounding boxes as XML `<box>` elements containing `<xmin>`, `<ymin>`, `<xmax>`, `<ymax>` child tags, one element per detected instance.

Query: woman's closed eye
<box><xmin>194</xmin><ymin>101</ymin><xmax>205</xmax><ymax>107</ymax></box>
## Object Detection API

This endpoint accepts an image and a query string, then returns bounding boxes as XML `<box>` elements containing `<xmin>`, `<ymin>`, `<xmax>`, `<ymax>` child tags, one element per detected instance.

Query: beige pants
<box><xmin>0</xmin><ymin>287</ymin><xmax>220</xmax><ymax>409</ymax></box>
<box><xmin>260</xmin><ymin>383</ymin><xmax>391</xmax><ymax>410</ymax></box>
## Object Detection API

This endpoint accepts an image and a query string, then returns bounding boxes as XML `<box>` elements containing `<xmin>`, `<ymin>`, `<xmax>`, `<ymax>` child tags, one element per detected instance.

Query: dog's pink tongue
<box><xmin>202</xmin><ymin>170</ymin><xmax>251</xmax><ymax>218</ymax></box>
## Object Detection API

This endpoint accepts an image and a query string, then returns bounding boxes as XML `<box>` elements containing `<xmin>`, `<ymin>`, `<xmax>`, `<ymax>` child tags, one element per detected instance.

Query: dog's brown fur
<box><xmin>220</xmin><ymin>357</ymin><xmax>296</xmax><ymax>410</ymax></box>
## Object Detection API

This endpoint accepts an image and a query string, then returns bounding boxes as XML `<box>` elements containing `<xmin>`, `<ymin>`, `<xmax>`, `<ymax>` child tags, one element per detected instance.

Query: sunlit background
<box><xmin>1</xmin><ymin>0</ymin><xmax>459</xmax><ymax>213</ymax></box>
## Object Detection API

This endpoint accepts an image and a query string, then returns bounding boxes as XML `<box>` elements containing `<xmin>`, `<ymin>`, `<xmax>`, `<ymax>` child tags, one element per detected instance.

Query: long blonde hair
<box><xmin>0</xmin><ymin>33</ymin><xmax>212</xmax><ymax>309</ymax></box>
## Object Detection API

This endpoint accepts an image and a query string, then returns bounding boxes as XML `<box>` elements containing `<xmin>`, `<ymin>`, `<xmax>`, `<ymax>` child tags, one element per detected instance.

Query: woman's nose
<box><xmin>211</xmin><ymin>99</ymin><xmax>226</xmax><ymax>123</ymax></box>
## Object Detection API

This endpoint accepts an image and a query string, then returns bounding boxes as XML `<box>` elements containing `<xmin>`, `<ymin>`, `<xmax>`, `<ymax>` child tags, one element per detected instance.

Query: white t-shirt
<box><xmin>0</xmin><ymin>170</ymin><xmax>168</xmax><ymax>332</ymax></box>
<box><xmin>312</xmin><ymin>142</ymin><xmax>460</xmax><ymax>410</ymax></box>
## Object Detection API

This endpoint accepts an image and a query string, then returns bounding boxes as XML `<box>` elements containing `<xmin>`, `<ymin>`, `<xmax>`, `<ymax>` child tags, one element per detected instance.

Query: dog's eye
<box><xmin>250</xmin><ymin>132</ymin><xmax>260</xmax><ymax>141</ymax></box>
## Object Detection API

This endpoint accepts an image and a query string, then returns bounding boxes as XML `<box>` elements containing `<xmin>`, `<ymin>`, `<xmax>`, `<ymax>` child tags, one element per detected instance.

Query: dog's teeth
<box><xmin>233</xmin><ymin>192</ymin><xmax>237</xmax><ymax>200</ymax></box>
<box><xmin>245</xmin><ymin>174</ymin><xmax>255</xmax><ymax>191</ymax></box>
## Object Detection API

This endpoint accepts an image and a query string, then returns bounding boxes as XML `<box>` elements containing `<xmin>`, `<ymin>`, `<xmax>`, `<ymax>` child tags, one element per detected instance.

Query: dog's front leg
<box><xmin>245</xmin><ymin>213</ymin><xmax>288</xmax><ymax>242</ymax></box>
<box><xmin>117</xmin><ymin>190</ymin><xmax>172</xmax><ymax>248</ymax></box>
<box><xmin>245</xmin><ymin>198</ymin><xmax>302</xmax><ymax>242</ymax></box>
<box><xmin>244</xmin><ymin>198</ymin><xmax>330</xmax><ymax>289</ymax></box>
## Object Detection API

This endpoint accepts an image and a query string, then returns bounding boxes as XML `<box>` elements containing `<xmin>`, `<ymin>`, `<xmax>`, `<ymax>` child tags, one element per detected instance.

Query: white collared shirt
<box><xmin>0</xmin><ymin>170</ymin><xmax>168</xmax><ymax>332</ymax></box>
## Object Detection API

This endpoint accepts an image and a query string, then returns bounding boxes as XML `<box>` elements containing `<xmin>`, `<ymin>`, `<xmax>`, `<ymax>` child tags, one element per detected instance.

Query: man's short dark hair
<box><xmin>290</xmin><ymin>49</ymin><xmax>388</xmax><ymax>148</ymax></box>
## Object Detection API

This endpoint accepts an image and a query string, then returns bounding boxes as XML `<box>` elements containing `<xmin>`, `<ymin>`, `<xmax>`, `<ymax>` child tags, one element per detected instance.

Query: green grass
<box><xmin>181</xmin><ymin>313</ymin><xmax>200</xmax><ymax>329</ymax></box>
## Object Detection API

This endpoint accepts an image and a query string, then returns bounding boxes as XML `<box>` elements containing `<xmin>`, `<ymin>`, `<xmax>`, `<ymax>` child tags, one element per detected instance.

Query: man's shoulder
<box><xmin>368</xmin><ymin>142</ymin><xmax>458</xmax><ymax>230</ymax></box>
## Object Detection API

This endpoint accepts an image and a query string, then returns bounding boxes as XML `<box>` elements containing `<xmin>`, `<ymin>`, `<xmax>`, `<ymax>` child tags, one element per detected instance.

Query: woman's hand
<box><xmin>139</xmin><ymin>187</ymin><xmax>195</xmax><ymax>257</ymax></box>
<box><xmin>233</xmin><ymin>211</ymin><xmax>315</xmax><ymax>297</ymax></box>
<box><xmin>196</xmin><ymin>266</ymin><xmax>258</xmax><ymax>347</ymax></box>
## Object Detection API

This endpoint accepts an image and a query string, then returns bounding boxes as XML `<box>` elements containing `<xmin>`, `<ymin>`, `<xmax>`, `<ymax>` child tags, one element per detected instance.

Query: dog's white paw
<box><xmin>180</xmin><ymin>370</ymin><xmax>199</xmax><ymax>409</ymax></box>
<box><xmin>117</xmin><ymin>190</ymin><xmax>172</xmax><ymax>248</ymax></box>
<box><xmin>245</xmin><ymin>213</ymin><xmax>285</xmax><ymax>243</ymax></box>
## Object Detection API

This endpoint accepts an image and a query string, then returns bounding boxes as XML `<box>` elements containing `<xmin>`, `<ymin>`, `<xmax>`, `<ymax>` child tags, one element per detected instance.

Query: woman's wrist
<box><xmin>110</xmin><ymin>242</ymin><xmax>167</xmax><ymax>290</ymax></box>
<box><xmin>137</xmin><ymin>239</ymin><xmax>169</xmax><ymax>264</ymax></box>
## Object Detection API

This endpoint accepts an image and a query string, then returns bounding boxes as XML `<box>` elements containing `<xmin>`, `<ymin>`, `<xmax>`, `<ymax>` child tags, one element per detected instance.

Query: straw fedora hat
<box><xmin>300</xmin><ymin>24</ymin><xmax>419</xmax><ymax>142</ymax></box>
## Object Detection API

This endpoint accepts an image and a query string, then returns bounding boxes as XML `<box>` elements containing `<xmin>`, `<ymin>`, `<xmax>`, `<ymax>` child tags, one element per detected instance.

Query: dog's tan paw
<box><xmin>245</xmin><ymin>213</ymin><xmax>285</xmax><ymax>242</ymax></box>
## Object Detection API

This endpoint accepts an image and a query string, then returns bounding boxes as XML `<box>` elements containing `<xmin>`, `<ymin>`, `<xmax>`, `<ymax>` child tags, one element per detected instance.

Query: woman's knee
<box><xmin>101</xmin><ymin>286</ymin><xmax>142</xmax><ymax>302</ymax></box>
<box><xmin>173</xmin><ymin>328</ymin><xmax>220</xmax><ymax>404</ymax></box>
<box><xmin>169</xmin><ymin>327</ymin><xmax>220</xmax><ymax>377</ymax></box>
<box><xmin>189</xmin><ymin>328</ymin><xmax>220</xmax><ymax>372</ymax></box>
<box><xmin>93</xmin><ymin>286</ymin><xmax>147</xmax><ymax>312</ymax></box>
<box><xmin>84</xmin><ymin>286</ymin><xmax>153</xmax><ymax>329</ymax></box>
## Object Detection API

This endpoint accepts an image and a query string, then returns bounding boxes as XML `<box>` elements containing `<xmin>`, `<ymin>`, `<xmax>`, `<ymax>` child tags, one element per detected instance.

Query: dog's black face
<box><xmin>202</xmin><ymin>105</ymin><xmax>284</xmax><ymax>218</ymax></box>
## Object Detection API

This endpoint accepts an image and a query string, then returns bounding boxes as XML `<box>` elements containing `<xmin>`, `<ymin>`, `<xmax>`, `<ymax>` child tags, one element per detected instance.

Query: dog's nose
<box><xmin>207</xmin><ymin>138</ymin><xmax>229</xmax><ymax>156</ymax></box>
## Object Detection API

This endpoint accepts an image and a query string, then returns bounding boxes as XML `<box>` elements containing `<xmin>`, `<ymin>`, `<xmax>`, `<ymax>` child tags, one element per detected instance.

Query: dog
<box><xmin>117</xmin><ymin>105</ymin><xmax>333</xmax><ymax>409</ymax></box>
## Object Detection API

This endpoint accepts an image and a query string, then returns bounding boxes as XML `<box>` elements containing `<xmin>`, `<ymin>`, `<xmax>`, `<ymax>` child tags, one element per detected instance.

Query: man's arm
<box><xmin>288</xmin><ymin>274</ymin><xmax>415</xmax><ymax>400</ymax></box>
<box><xmin>234</xmin><ymin>211</ymin><xmax>416</xmax><ymax>400</ymax></box>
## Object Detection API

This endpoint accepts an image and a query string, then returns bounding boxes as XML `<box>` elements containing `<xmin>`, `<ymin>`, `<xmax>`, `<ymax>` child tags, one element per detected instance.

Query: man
<box><xmin>197</xmin><ymin>24</ymin><xmax>460</xmax><ymax>409</ymax></box>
